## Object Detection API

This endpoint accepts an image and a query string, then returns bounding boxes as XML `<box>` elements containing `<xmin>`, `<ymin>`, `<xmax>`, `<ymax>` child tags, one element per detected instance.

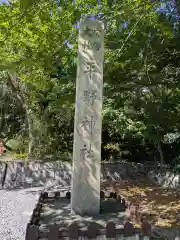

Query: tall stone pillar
<box><xmin>71</xmin><ymin>17</ymin><xmax>104</xmax><ymax>215</ymax></box>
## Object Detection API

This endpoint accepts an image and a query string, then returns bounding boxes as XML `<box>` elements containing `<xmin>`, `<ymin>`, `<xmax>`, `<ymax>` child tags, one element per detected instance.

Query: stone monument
<box><xmin>71</xmin><ymin>17</ymin><xmax>104</xmax><ymax>215</ymax></box>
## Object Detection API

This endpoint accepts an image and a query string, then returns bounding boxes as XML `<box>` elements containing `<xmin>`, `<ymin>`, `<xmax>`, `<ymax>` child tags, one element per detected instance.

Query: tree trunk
<box><xmin>0</xmin><ymin>106</ymin><xmax>5</xmax><ymax>137</ymax></box>
<box><xmin>156</xmin><ymin>139</ymin><xmax>164</xmax><ymax>165</ymax></box>
<box><xmin>6</xmin><ymin>72</ymin><xmax>37</xmax><ymax>158</ymax></box>
<box><xmin>26</xmin><ymin>108</ymin><xmax>37</xmax><ymax>158</ymax></box>
<box><xmin>0</xmin><ymin>83</ymin><xmax>7</xmax><ymax>138</ymax></box>
<box><xmin>154</xmin><ymin>127</ymin><xmax>165</xmax><ymax>165</ymax></box>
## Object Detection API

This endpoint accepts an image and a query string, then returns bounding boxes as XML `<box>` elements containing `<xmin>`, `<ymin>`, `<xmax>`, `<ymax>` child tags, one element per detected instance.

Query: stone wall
<box><xmin>0</xmin><ymin>161</ymin><xmax>135</xmax><ymax>189</ymax></box>
<box><xmin>0</xmin><ymin>162</ymin><xmax>6</xmax><ymax>188</ymax></box>
<box><xmin>148</xmin><ymin>170</ymin><xmax>180</xmax><ymax>188</ymax></box>
<box><xmin>0</xmin><ymin>161</ymin><xmax>71</xmax><ymax>189</ymax></box>
<box><xmin>0</xmin><ymin>160</ymin><xmax>179</xmax><ymax>189</ymax></box>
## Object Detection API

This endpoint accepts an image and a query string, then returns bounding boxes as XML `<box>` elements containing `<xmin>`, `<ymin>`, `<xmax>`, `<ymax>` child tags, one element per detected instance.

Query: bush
<box><xmin>6</xmin><ymin>139</ymin><xmax>28</xmax><ymax>153</ymax></box>
<box><xmin>13</xmin><ymin>153</ymin><xmax>28</xmax><ymax>160</ymax></box>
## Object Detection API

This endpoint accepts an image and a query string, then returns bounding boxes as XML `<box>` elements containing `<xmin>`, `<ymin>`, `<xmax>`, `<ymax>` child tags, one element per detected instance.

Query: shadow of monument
<box><xmin>39</xmin><ymin>197</ymin><xmax>126</xmax><ymax>229</ymax></box>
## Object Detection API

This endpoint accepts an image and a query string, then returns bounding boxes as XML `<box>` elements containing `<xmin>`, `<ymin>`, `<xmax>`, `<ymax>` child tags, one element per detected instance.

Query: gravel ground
<box><xmin>0</xmin><ymin>187</ymin><xmax>42</xmax><ymax>240</ymax></box>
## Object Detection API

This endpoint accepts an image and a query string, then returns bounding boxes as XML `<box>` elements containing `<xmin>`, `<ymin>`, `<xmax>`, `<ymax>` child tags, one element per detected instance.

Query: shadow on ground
<box><xmin>39</xmin><ymin>197</ymin><xmax>126</xmax><ymax>229</ymax></box>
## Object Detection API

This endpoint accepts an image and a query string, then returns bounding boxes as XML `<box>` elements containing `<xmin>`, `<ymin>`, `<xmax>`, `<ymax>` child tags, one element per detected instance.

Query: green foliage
<box><xmin>13</xmin><ymin>152</ymin><xmax>28</xmax><ymax>160</ymax></box>
<box><xmin>0</xmin><ymin>0</ymin><xmax>180</xmax><ymax>165</ymax></box>
<box><xmin>6</xmin><ymin>138</ymin><xmax>28</xmax><ymax>153</ymax></box>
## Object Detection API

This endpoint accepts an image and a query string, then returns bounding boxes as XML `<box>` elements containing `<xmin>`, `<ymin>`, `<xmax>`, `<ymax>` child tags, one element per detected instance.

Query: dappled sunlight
<box><xmin>102</xmin><ymin>180</ymin><xmax>180</xmax><ymax>228</ymax></box>
<box><xmin>39</xmin><ymin>196</ymin><xmax>126</xmax><ymax>229</ymax></box>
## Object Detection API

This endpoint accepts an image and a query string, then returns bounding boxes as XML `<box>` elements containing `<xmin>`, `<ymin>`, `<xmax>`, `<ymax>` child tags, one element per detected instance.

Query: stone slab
<box><xmin>3</xmin><ymin>161</ymin><xmax>27</xmax><ymax>188</ymax></box>
<box><xmin>102</xmin><ymin>163</ymin><xmax>127</xmax><ymax>181</ymax></box>
<box><xmin>0</xmin><ymin>162</ymin><xmax>6</xmax><ymax>188</ymax></box>
<box><xmin>71</xmin><ymin>18</ymin><xmax>104</xmax><ymax>215</ymax></box>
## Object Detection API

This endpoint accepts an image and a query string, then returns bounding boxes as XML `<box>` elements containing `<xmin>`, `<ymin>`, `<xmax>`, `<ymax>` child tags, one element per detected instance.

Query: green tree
<box><xmin>1</xmin><ymin>0</ymin><xmax>180</xmax><ymax>164</ymax></box>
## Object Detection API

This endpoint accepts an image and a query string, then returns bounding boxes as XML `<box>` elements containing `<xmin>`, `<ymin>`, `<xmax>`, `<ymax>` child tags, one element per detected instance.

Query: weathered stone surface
<box><xmin>48</xmin><ymin>224</ymin><xmax>59</xmax><ymax>240</ymax></box>
<box><xmin>2</xmin><ymin>160</ymin><xmax>179</xmax><ymax>189</ymax></box>
<box><xmin>141</xmin><ymin>221</ymin><xmax>152</xmax><ymax>237</ymax></box>
<box><xmin>71</xmin><ymin>17</ymin><xmax>104</xmax><ymax>215</ymax></box>
<box><xmin>68</xmin><ymin>223</ymin><xmax>78</xmax><ymax>240</ymax></box>
<box><xmin>0</xmin><ymin>162</ymin><xmax>6</xmax><ymax>188</ymax></box>
<box><xmin>148</xmin><ymin>170</ymin><xmax>180</xmax><ymax>188</ymax></box>
<box><xmin>3</xmin><ymin>161</ymin><xmax>71</xmax><ymax>189</ymax></box>
<box><xmin>25</xmin><ymin>224</ymin><xmax>39</xmax><ymax>240</ymax></box>
<box><xmin>124</xmin><ymin>221</ymin><xmax>134</xmax><ymax>237</ymax></box>
<box><xmin>3</xmin><ymin>161</ymin><xmax>25</xmax><ymax>188</ymax></box>
<box><xmin>106</xmin><ymin>222</ymin><xmax>116</xmax><ymax>238</ymax></box>
<box><xmin>88</xmin><ymin>223</ymin><xmax>98</xmax><ymax>239</ymax></box>
<box><xmin>102</xmin><ymin>162</ymin><xmax>129</xmax><ymax>181</ymax></box>
<box><xmin>3</xmin><ymin>161</ymin><xmax>130</xmax><ymax>189</ymax></box>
